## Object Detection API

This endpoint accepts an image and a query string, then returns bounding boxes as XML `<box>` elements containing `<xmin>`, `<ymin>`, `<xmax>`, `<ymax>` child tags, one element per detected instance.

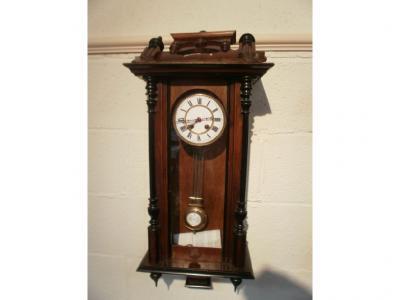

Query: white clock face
<box><xmin>186</xmin><ymin>212</ymin><xmax>202</xmax><ymax>227</ymax></box>
<box><xmin>173</xmin><ymin>93</ymin><xmax>226</xmax><ymax>146</ymax></box>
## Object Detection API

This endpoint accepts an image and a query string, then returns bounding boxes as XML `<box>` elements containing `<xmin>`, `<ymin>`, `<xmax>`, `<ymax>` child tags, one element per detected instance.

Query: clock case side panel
<box><xmin>223</xmin><ymin>81</ymin><xmax>243</xmax><ymax>263</ymax></box>
<box><xmin>225</xmin><ymin>78</ymin><xmax>255</xmax><ymax>268</ymax></box>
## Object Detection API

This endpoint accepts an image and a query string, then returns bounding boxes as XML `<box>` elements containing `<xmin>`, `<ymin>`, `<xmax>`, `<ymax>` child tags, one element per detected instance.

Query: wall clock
<box><xmin>124</xmin><ymin>30</ymin><xmax>273</xmax><ymax>291</ymax></box>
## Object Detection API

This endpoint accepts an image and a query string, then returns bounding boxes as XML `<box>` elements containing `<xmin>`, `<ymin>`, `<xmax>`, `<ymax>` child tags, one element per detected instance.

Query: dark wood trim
<box><xmin>124</xmin><ymin>63</ymin><xmax>273</xmax><ymax>79</ymax></box>
<box><xmin>150</xmin><ymin>272</ymin><xmax>162</xmax><ymax>287</ymax></box>
<box><xmin>223</xmin><ymin>81</ymin><xmax>241</xmax><ymax>262</ymax></box>
<box><xmin>145</xmin><ymin>76</ymin><xmax>160</xmax><ymax>263</ymax></box>
<box><xmin>155</xmin><ymin>81</ymin><xmax>170</xmax><ymax>260</ymax></box>
<box><xmin>233</xmin><ymin>75</ymin><xmax>252</xmax><ymax>267</ymax></box>
<box><xmin>137</xmin><ymin>244</ymin><xmax>254</xmax><ymax>280</ymax></box>
<box><xmin>230</xmin><ymin>277</ymin><xmax>242</xmax><ymax>292</ymax></box>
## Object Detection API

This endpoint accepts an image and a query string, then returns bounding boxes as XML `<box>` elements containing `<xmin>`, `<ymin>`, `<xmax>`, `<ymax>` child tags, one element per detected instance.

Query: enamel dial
<box><xmin>173</xmin><ymin>93</ymin><xmax>226</xmax><ymax>146</ymax></box>
<box><xmin>186</xmin><ymin>212</ymin><xmax>201</xmax><ymax>227</ymax></box>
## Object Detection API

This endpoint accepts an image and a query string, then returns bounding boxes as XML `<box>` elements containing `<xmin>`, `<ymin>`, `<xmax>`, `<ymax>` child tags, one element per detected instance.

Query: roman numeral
<box><xmin>187</xmin><ymin>132</ymin><xmax>192</xmax><ymax>139</ymax></box>
<box><xmin>214</xmin><ymin>117</ymin><xmax>221</xmax><ymax>122</ymax></box>
<box><xmin>197</xmin><ymin>135</ymin><xmax>201</xmax><ymax>141</ymax></box>
<box><xmin>177</xmin><ymin>118</ymin><xmax>185</xmax><ymax>123</ymax></box>
<box><xmin>207</xmin><ymin>101</ymin><xmax>210</xmax><ymax>107</ymax></box>
<box><xmin>180</xmin><ymin>126</ymin><xmax>187</xmax><ymax>132</ymax></box>
<box><xmin>212</xmin><ymin>108</ymin><xmax>218</xmax><ymax>113</ymax></box>
<box><xmin>188</xmin><ymin>100</ymin><xmax>193</xmax><ymax>107</ymax></box>
<box><xmin>207</xmin><ymin>133</ymin><xmax>211</xmax><ymax>138</ymax></box>
<box><xmin>212</xmin><ymin>126</ymin><xmax>218</xmax><ymax>132</ymax></box>
<box><xmin>197</xmin><ymin>97</ymin><xmax>202</xmax><ymax>104</ymax></box>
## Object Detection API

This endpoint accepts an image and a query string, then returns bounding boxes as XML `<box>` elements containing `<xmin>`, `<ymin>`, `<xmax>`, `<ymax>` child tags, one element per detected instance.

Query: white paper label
<box><xmin>173</xmin><ymin>229</ymin><xmax>222</xmax><ymax>248</ymax></box>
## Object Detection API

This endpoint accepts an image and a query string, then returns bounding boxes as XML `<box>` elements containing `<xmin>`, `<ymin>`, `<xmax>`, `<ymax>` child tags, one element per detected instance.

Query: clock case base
<box><xmin>137</xmin><ymin>244</ymin><xmax>254</xmax><ymax>290</ymax></box>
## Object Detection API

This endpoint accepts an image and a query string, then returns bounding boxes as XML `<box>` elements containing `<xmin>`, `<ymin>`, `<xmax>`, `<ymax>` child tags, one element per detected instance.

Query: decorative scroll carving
<box><xmin>130</xmin><ymin>30</ymin><xmax>268</xmax><ymax>64</ymax></box>
<box><xmin>140</xmin><ymin>36</ymin><xmax>164</xmax><ymax>60</ymax></box>
<box><xmin>169</xmin><ymin>30</ymin><xmax>236</xmax><ymax>55</ymax></box>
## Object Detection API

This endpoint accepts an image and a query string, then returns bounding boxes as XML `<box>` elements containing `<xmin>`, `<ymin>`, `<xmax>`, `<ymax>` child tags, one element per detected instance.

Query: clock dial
<box><xmin>186</xmin><ymin>212</ymin><xmax>202</xmax><ymax>227</ymax></box>
<box><xmin>173</xmin><ymin>93</ymin><xmax>226</xmax><ymax>146</ymax></box>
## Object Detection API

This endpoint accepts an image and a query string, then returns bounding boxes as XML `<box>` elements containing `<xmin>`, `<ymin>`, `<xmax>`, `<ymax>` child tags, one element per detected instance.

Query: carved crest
<box><xmin>169</xmin><ymin>30</ymin><xmax>236</xmax><ymax>55</ymax></box>
<box><xmin>132</xmin><ymin>30</ymin><xmax>267</xmax><ymax>63</ymax></box>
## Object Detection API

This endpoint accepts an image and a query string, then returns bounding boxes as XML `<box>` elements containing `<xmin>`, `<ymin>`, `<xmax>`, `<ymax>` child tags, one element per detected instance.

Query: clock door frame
<box><xmin>140</xmin><ymin>76</ymin><xmax>255</xmax><ymax>268</ymax></box>
<box><xmin>168</xmin><ymin>80</ymin><xmax>228</xmax><ymax>264</ymax></box>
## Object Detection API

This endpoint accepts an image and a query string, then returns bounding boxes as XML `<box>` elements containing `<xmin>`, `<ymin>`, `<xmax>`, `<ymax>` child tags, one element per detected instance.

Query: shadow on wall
<box><xmin>249</xmin><ymin>79</ymin><xmax>271</xmax><ymax>140</ymax></box>
<box><xmin>241</xmin><ymin>269</ymin><xmax>312</xmax><ymax>300</ymax></box>
<box><xmin>244</xmin><ymin>79</ymin><xmax>271</xmax><ymax>230</ymax></box>
<box><xmin>243</xmin><ymin>75</ymin><xmax>312</xmax><ymax>299</ymax></box>
<box><xmin>160</xmin><ymin>269</ymin><xmax>312</xmax><ymax>299</ymax></box>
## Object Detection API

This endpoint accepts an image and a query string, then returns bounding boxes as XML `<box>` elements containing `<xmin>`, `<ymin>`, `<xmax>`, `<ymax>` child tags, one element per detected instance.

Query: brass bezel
<box><xmin>184</xmin><ymin>207</ymin><xmax>208</xmax><ymax>232</ymax></box>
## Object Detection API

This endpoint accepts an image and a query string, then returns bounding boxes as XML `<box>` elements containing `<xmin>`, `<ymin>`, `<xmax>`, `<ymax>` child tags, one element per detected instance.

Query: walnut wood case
<box><xmin>124</xmin><ymin>30</ymin><xmax>273</xmax><ymax>291</ymax></box>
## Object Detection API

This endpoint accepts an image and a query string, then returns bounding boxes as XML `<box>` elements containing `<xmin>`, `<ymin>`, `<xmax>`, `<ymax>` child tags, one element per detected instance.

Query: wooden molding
<box><xmin>88</xmin><ymin>34</ymin><xmax>312</xmax><ymax>54</ymax></box>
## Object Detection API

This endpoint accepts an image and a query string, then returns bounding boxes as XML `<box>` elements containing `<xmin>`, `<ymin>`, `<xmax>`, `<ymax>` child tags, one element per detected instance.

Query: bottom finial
<box><xmin>150</xmin><ymin>273</ymin><xmax>162</xmax><ymax>287</ymax></box>
<box><xmin>230</xmin><ymin>277</ymin><xmax>242</xmax><ymax>292</ymax></box>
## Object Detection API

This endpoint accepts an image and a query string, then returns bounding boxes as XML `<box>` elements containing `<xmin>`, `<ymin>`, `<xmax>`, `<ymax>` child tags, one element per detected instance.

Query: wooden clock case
<box><xmin>124</xmin><ymin>30</ymin><xmax>273</xmax><ymax>290</ymax></box>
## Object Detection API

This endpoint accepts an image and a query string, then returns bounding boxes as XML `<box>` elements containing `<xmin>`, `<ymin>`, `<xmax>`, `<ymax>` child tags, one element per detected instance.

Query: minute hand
<box><xmin>186</xmin><ymin>117</ymin><xmax>214</xmax><ymax>124</ymax></box>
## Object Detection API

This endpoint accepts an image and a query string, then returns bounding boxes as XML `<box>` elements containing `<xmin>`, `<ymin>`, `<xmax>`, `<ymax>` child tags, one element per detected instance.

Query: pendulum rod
<box><xmin>190</xmin><ymin>148</ymin><xmax>205</xmax><ymax>205</ymax></box>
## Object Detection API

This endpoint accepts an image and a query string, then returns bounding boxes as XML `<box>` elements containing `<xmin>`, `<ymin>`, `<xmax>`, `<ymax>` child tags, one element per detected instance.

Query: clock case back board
<box><xmin>124</xmin><ymin>30</ymin><xmax>274</xmax><ymax>289</ymax></box>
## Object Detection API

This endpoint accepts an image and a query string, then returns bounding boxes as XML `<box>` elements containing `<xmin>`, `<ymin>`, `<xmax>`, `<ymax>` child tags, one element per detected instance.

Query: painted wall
<box><xmin>89</xmin><ymin>1</ymin><xmax>312</xmax><ymax>299</ymax></box>
<box><xmin>88</xmin><ymin>0</ymin><xmax>311</xmax><ymax>41</ymax></box>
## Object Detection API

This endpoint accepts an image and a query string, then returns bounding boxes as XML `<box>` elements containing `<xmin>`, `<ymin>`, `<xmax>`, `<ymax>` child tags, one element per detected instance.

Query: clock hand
<box><xmin>186</xmin><ymin>117</ymin><xmax>213</xmax><ymax>124</ymax></box>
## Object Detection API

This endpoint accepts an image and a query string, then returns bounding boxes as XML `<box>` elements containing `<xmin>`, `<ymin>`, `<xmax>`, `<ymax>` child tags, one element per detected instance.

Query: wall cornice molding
<box><xmin>88</xmin><ymin>34</ymin><xmax>312</xmax><ymax>54</ymax></box>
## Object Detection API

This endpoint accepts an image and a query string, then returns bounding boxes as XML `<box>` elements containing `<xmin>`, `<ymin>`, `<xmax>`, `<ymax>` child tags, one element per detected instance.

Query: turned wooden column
<box><xmin>145</xmin><ymin>76</ymin><xmax>160</xmax><ymax>263</ymax></box>
<box><xmin>233</xmin><ymin>74</ymin><xmax>252</xmax><ymax>267</ymax></box>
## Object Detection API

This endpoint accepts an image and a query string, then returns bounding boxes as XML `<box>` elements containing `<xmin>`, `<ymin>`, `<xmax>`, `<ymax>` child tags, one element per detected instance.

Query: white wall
<box><xmin>89</xmin><ymin>0</ymin><xmax>311</xmax><ymax>41</ymax></box>
<box><xmin>89</xmin><ymin>1</ymin><xmax>312</xmax><ymax>299</ymax></box>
